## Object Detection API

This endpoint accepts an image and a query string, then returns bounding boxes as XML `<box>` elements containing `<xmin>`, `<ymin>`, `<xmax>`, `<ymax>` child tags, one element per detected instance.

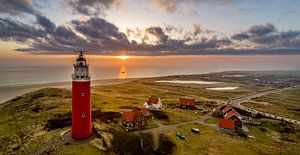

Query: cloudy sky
<box><xmin>1</xmin><ymin>0</ymin><xmax>300</xmax><ymax>57</ymax></box>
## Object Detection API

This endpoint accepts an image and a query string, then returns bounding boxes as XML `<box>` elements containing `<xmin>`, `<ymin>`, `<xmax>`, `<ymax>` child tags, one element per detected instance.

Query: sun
<box><xmin>116</xmin><ymin>55</ymin><xmax>130</xmax><ymax>60</ymax></box>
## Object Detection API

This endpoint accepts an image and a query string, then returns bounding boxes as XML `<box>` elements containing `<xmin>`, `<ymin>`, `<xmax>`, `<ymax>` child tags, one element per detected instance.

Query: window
<box><xmin>81</xmin><ymin>92</ymin><xmax>85</xmax><ymax>96</ymax></box>
<box><xmin>81</xmin><ymin>69</ymin><xmax>83</xmax><ymax>71</ymax></box>
<box><xmin>81</xmin><ymin>76</ymin><xmax>84</xmax><ymax>78</ymax></box>
<box><xmin>76</xmin><ymin>76</ymin><xmax>79</xmax><ymax>78</ymax></box>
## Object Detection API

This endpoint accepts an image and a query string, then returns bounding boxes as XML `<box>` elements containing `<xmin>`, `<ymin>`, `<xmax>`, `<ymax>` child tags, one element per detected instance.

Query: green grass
<box><xmin>204</xmin><ymin>117</ymin><xmax>220</xmax><ymax>124</ymax></box>
<box><xmin>59</xmin><ymin>143</ymin><xmax>104</xmax><ymax>155</ymax></box>
<box><xmin>242</xmin><ymin>87</ymin><xmax>300</xmax><ymax>120</ymax></box>
<box><xmin>167</xmin><ymin>119</ymin><xmax>300</xmax><ymax>155</ymax></box>
<box><xmin>0</xmin><ymin>73</ymin><xmax>294</xmax><ymax>154</ymax></box>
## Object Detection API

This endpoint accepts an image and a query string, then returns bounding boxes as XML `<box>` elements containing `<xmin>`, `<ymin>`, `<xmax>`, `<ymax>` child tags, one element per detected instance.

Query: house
<box><xmin>218</xmin><ymin>118</ymin><xmax>235</xmax><ymax>133</ymax></box>
<box><xmin>179</xmin><ymin>98</ymin><xmax>196</xmax><ymax>110</ymax></box>
<box><xmin>143</xmin><ymin>96</ymin><xmax>163</xmax><ymax>110</ymax></box>
<box><xmin>140</xmin><ymin>107</ymin><xmax>152</xmax><ymax>117</ymax></box>
<box><xmin>221</xmin><ymin>106</ymin><xmax>234</xmax><ymax>115</ymax></box>
<box><xmin>224</xmin><ymin>111</ymin><xmax>242</xmax><ymax>127</ymax></box>
<box><xmin>122</xmin><ymin>110</ymin><xmax>146</xmax><ymax>131</ymax></box>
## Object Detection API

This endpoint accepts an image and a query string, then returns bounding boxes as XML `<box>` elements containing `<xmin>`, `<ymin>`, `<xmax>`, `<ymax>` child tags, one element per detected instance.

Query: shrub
<box><xmin>156</xmin><ymin>134</ymin><xmax>176</xmax><ymax>155</ymax></box>
<box><xmin>236</xmin><ymin>128</ymin><xmax>247</xmax><ymax>138</ymax></box>
<box><xmin>151</xmin><ymin>110</ymin><xmax>169</xmax><ymax>120</ymax></box>
<box><xmin>112</xmin><ymin>131</ymin><xmax>154</xmax><ymax>155</ymax></box>
<box><xmin>45</xmin><ymin>112</ymin><xmax>72</xmax><ymax>130</ymax></box>
<box><xmin>92</xmin><ymin>110</ymin><xmax>122</xmax><ymax>123</ymax></box>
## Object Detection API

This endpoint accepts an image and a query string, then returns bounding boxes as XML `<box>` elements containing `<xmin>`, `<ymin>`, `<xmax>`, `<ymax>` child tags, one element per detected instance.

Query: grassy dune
<box><xmin>0</xmin><ymin>73</ymin><xmax>299</xmax><ymax>154</ymax></box>
<box><xmin>168</xmin><ymin>118</ymin><xmax>300</xmax><ymax>155</ymax></box>
<box><xmin>242</xmin><ymin>87</ymin><xmax>300</xmax><ymax>120</ymax></box>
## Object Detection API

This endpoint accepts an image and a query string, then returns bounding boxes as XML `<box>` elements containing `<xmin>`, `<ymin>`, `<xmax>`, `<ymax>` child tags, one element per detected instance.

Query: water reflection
<box><xmin>119</xmin><ymin>65</ymin><xmax>127</xmax><ymax>79</ymax></box>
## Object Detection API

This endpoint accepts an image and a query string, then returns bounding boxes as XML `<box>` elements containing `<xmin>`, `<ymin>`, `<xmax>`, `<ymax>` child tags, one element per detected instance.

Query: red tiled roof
<box><xmin>224</xmin><ymin>111</ymin><xmax>241</xmax><ymax>120</ymax></box>
<box><xmin>123</xmin><ymin>111</ymin><xmax>138</xmax><ymax>122</ymax></box>
<box><xmin>140</xmin><ymin>107</ymin><xmax>150</xmax><ymax>116</ymax></box>
<box><xmin>222</xmin><ymin>106</ymin><xmax>233</xmax><ymax>113</ymax></box>
<box><xmin>218</xmin><ymin>119</ymin><xmax>235</xmax><ymax>129</ymax></box>
<box><xmin>179</xmin><ymin>98</ymin><xmax>195</xmax><ymax>106</ymax></box>
<box><xmin>147</xmin><ymin>96</ymin><xmax>159</xmax><ymax>104</ymax></box>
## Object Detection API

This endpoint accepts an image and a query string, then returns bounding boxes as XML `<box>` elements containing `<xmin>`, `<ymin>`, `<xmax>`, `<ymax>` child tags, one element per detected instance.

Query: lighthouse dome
<box><xmin>76</xmin><ymin>56</ymin><xmax>86</xmax><ymax>61</ymax></box>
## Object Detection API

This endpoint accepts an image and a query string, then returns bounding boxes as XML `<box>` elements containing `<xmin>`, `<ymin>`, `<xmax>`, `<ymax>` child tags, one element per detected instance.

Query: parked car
<box><xmin>191</xmin><ymin>128</ymin><xmax>200</xmax><ymax>133</ymax></box>
<box><xmin>176</xmin><ymin>132</ymin><xmax>186</xmax><ymax>140</ymax></box>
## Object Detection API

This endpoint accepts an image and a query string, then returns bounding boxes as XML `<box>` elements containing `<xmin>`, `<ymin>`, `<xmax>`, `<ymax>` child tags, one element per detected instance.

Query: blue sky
<box><xmin>0</xmin><ymin>0</ymin><xmax>300</xmax><ymax>56</ymax></box>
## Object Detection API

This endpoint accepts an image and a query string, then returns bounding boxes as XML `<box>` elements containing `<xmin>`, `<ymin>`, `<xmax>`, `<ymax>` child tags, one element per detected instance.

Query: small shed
<box><xmin>179</xmin><ymin>98</ymin><xmax>196</xmax><ymax>110</ymax></box>
<box><xmin>218</xmin><ymin>118</ymin><xmax>235</xmax><ymax>133</ymax></box>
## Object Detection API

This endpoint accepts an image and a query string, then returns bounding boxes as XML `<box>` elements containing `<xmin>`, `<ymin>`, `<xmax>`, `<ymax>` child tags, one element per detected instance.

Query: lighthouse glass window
<box><xmin>81</xmin><ymin>92</ymin><xmax>85</xmax><ymax>97</ymax></box>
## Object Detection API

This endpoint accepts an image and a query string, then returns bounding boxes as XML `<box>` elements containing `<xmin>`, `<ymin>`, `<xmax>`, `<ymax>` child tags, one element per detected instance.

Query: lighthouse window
<box><xmin>81</xmin><ymin>69</ymin><xmax>83</xmax><ymax>71</ymax></box>
<box><xmin>81</xmin><ymin>92</ymin><xmax>85</xmax><ymax>96</ymax></box>
<box><xmin>76</xmin><ymin>76</ymin><xmax>79</xmax><ymax>78</ymax></box>
<box><xmin>81</xmin><ymin>113</ymin><xmax>86</xmax><ymax>118</ymax></box>
<box><xmin>81</xmin><ymin>76</ymin><xmax>84</xmax><ymax>78</ymax></box>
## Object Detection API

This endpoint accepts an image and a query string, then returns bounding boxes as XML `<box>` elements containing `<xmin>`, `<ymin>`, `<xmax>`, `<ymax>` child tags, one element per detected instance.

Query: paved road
<box><xmin>229</xmin><ymin>86</ymin><xmax>300</xmax><ymax>125</ymax></box>
<box><xmin>138</xmin><ymin>112</ymin><xmax>218</xmax><ymax>134</ymax></box>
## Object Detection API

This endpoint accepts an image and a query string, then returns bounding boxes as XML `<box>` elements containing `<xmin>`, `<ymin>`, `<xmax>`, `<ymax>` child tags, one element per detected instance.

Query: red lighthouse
<box><xmin>71</xmin><ymin>51</ymin><xmax>92</xmax><ymax>139</ymax></box>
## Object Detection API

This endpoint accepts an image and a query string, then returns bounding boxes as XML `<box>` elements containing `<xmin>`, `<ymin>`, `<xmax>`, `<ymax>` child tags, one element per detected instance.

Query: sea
<box><xmin>1</xmin><ymin>55</ymin><xmax>300</xmax><ymax>87</ymax></box>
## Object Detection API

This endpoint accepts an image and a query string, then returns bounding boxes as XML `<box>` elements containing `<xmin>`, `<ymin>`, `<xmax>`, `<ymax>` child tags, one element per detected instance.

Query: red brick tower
<box><xmin>71</xmin><ymin>51</ymin><xmax>92</xmax><ymax>139</ymax></box>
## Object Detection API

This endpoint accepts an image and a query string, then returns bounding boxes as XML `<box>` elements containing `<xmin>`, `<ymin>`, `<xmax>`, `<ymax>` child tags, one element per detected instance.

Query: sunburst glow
<box><xmin>116</xmin><ymin>55</ymin><xmax>130</xmax><ymax>60</ymax></box>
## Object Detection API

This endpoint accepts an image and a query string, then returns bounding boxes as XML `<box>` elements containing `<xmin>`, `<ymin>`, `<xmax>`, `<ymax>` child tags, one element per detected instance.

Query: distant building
<box><xmin>224</xmin><ymin>111</ymin><xmax>242</xmax><ymax>127</ymax></box>
<box><xmin>140</xmin><ymin>107</ymin><xmax>152</xmax><ymax>117</ymax></box>
<box><xmin>143</xmin><ymin>96</ymin><xmax>163</xmax><ymax>110</ymax></box>
<box><xmin>221</xmin><ymin>106</ymin><xmax>234</xmax><ymax>115</ymax></box>
<box><xmin>122</xmin><ymin>110</ymin><xmax>146</xmax><ymax>131</ymax></box>
<box><xmin>219</xmin><ymin>105</ymin><xmax>243</xmax><ymax>128</ymax></box>
<box><xmin>218</xmin><ymin>118</ymin><xmax>235</xmax><ymax>133</ymax></box>
<box><xmin>179</xmin><ymin>98</ymin><xmax>196</xmax><ymax>110</ymax></box>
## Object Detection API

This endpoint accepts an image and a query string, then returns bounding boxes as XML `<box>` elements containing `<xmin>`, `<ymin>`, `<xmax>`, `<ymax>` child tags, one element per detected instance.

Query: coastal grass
<box><xmin>204</xmin><ymin>117</ymin><xmax>220</xmax><ymax>124</ymax></box>
<box><xmin>168</xmin><ymin>119</ymin><xmax>300</xmax><ymax>155</ymax></box>
<box><xmin>0</xmin><ymin>74</ymin><xmax>280</xmax><ymax>154</ymax></box>
<box><xmin>241</xmin><ymin>87</ymin><xmax>300</xmax><ymax>120</ymax></box>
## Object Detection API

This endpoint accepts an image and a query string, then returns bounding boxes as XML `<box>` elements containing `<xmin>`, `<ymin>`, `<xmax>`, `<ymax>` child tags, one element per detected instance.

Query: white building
<box><xmin>143</xmin><ymin>96</ymin><xmax>163</xmax><ymax>110</ymax></box>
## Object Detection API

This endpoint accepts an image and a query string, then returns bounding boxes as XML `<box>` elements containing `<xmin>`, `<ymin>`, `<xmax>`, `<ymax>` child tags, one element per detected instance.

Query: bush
<box><xmin>236</xmin><ymin>128</ymin><xmax>247</xmax><ymax>138</ymax></box>
<box><xmin>151</xmin><ymin>110</ymin><xmax>169</xmax><ymax>120</ymax></box>
<box><xmin>45</xmin><ymin>112</ymin><xmax>72</xmax><ymax>130</ymax></box>
<box><xmin>156</xmin><ymin>134</ymin><xmax>176</xmax><ymax>155</ymax></box>
<box><xmin>112</xmin><ymin>131</ymin><xmax>154</xmax><ymax>155</ymax></box>
<box><xmin>92</xmin><ymin>110</ymin><xmax>122</xmax><ymax>123</ymax></box>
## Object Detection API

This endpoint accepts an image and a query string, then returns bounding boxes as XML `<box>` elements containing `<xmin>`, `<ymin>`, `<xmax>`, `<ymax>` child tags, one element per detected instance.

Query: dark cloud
<box><xmin>231</xmin><ymin>23</ymin><xmax>300</xmax><ymax>49</ymax></box>
<box><xmin>231</xmin><ymin>33</ymin><xmax>250</xmax><ymax>41</ymax></box>
<box><xmin>66</xmin><ymin>0</ymin><xmax>125</xmax><ymax>16</ymax></box>
<box><xmin>248</xmin><ymin>23</ymin><xmax>276</xmax><ymax>36</ymax></box>
<box><xmin>1</xmin><ymin>15</ymin><xmax>300</xmax><ymax>55</ymax></box>
<box><xmin>0</xmin><ymin>18</ymin><xmax>45</xmax><ymax>42</ymax></box>
<box><xmin>146</xmin><ymin>27</ymin><xmax>169</xmax><ymax>44</ymax></box>
<box><xmin>36</xmin><ymin>15</ymin><xmax>56</xmax><ymax>32</ymax></box>
<box><xmin>0</xmin><ymin>0</ymin><xmax>36</xmax><ymax>15</ymax></box>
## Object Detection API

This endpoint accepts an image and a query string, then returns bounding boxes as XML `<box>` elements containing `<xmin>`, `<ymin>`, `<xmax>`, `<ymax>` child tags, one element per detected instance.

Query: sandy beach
<box><xmin>0</xmin><ymin>78</ymin><xmax>136</xmax><ymax>108</ymax></box>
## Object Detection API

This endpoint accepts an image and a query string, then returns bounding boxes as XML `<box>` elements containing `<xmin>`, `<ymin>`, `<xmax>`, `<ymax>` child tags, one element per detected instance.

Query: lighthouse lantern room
<box><xmin>71</xmin><ymin>51</ymin><xmax>92</xmax><ymax>139</ymax></box>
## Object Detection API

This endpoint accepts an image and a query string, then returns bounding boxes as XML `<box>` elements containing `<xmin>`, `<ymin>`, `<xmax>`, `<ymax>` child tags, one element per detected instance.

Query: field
<box><xmin>0</xmin><ymin>71</ymin><xmax>299</xmax><ymax>154</ymax></box>
<box><xmin>242</xmin><ymin>87</ymin><xmax>300</xmax><ymax>120</ymax></box>
<box><xmin>168</xmin><ymin>118</ymin><xmax>300</xmax><ymax>155</ymax></box>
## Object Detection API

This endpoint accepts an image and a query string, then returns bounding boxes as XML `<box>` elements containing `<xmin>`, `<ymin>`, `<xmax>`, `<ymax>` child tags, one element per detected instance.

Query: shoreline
<box><xmin>0</xmin><ymin>78</ymin><xmax>136</xmax><ymax>106</ymax></box>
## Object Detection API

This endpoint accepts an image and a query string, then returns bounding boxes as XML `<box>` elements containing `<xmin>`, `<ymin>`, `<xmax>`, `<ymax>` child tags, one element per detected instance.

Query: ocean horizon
<box><xmin>1</xmin><ymin>55</ymin><xmax>300</xmax><ymax>87</ymax></box>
